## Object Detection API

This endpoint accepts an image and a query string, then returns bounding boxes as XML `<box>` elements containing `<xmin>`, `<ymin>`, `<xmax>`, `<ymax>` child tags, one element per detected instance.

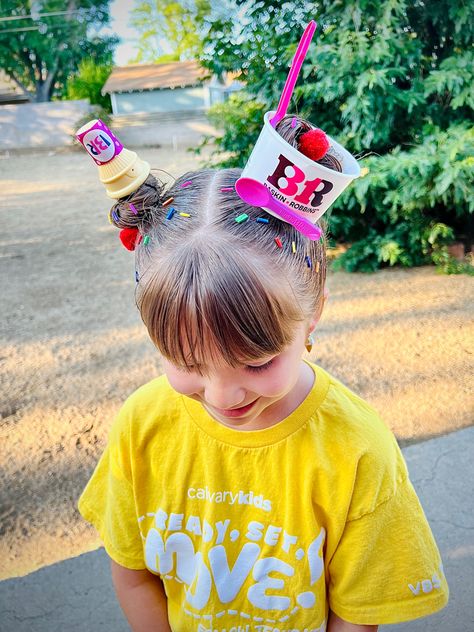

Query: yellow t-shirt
<box><xmin>78</xmin><ymin>362</ymin><xmax>448</xmax><ymax>631</ymax></box>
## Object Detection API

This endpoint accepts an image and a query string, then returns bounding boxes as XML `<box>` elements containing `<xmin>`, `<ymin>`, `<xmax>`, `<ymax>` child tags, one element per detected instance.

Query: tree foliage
<box><xmin>0</xmin><ymin>0</ymin><xmax>118</xmax><ymax>102</ymax></box>
<box><xmin>130</xmin><ymin>0</ymin><xmax>212</xmax><ymax>63</ymax></box>
<box><xmin>198</xmin><ymin>0</ymin><xmax>474</xmax><ymax>272</ymax></box>
<box><xmin>66</xmin><ymin>59</ymin><xmax>112</xmax><ymax>110</ymax></box>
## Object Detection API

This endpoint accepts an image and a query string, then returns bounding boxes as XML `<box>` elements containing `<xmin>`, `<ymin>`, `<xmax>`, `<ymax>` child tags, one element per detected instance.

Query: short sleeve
<box><xmin>328</xmin><ymin>475</ymin><xmax>449</xmax><ymax>625</ymax></box>
<box><xmin>78</xmin><ymin>406</ymin><xmax>146</xmax><ymax>569</ymax></box>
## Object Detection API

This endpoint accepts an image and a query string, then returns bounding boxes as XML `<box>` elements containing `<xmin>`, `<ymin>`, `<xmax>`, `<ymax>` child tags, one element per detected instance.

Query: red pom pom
<box><xmin>298</xmin><ymin>128</ymin><xmax>330</xmax><ymax>161</ymax></box>
<box><xmin>119</xmin><ymin>227</ymin><xmax>140</xmax><ymax>251</ymax></box>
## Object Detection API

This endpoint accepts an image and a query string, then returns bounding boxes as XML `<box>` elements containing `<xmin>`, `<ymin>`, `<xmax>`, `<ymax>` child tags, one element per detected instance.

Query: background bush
<box><xmin>197</xmin><ymin>0</ymin><xmax>473</xmax><ymax>273</ymax></box>
<box><xmin>66</xmin><ymin>59</ymin><xmax>112</xmax><ymax>111</ymax></box>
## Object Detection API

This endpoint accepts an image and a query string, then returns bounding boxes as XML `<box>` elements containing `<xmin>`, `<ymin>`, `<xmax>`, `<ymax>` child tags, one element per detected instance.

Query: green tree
<box><xmin>66</xmin><ymin>59</ymin><xmax>112</xmax><ymax>110</ymax></box>
<box><xmin>198</xmin><ymin>0</ymin><xmax>474</xmax><ymax>272</ymax></box>
<box><xmin>0</xmin><ymin>0</ymin><xmax>118</xmax><ymax>102</ymax></box>
<box><xmin>130</xmin><ymin>0</ymin><xmax>211</xmax><ymax>63</ymax></box>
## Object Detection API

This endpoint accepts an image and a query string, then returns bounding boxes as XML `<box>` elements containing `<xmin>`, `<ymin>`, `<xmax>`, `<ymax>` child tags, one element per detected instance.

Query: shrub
<box><xmin>198</xmin><ymin>0</ymin><xmax>474</xmax><ymax>273</ymax></box>
<box><xmin>66</xmin><ymin>59</ymin><xmax>112</xmax><ymax>111</ymax></box>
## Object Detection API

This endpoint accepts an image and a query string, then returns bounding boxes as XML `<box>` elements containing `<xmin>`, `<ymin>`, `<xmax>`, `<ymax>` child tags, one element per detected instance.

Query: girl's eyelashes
<box><xmin>245</xmin><ymin>359</ymin><xmax>274</xmax><ymax>373</ymax></box>
<box><xmin>171</xmin><ymin>359</ymin><xmax>276</xmax><ymax>374</ymax></box>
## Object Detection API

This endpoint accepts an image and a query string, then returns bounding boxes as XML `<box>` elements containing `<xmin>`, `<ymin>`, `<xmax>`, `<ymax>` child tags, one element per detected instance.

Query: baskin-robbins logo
<box><xmin>75</xmin><ymin>119</ymin><xmax>124</xmax><ymax>165</ymax></box>
<box><xmin>241</xmin><ymin>111</ymin><xmax>360</xmax><ymax>224</ymax></box>
<box><xmin>265</xmin><ymin>154</ymin><xmax>334</xmax><ymax>214</ymax></box>
<box><xmin>188</xmin><ymin>486</ymin><xmax>272</xmax><ymax>512</ymax></box>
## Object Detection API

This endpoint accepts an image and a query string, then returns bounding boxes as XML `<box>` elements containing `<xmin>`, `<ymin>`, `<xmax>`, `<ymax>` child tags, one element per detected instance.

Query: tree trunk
<box><xmin>35</xmin><ymin>58</ymin><xmax>58</xmax><ymax>102</ymax></box>
<box><xmin>9</xmin><ymin>72</ymin><xmax>34</xmax><ymax>102</ymax></box>
<box><xmin>35</xmin><ymin>81</ymin><xmax>50</xmax><ymax>102</ymax></box>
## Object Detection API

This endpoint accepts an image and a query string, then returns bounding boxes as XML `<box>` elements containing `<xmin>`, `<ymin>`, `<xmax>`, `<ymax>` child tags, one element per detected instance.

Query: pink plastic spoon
<box><xmin>269</xmin><ymin>20</ymin><xmax>317</xmax><ymax>128</ymax></box>
<box><xmin>235</xmin><ymin>177</ymin><xmax>322</xmax><ymax>241</ymax></box>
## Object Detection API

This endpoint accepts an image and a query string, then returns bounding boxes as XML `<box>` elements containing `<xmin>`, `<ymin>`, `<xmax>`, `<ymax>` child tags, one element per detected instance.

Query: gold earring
<box><xmin>305</xmin><ymin>332</ymin><xmax>316</xmax><ymax>353</ymax></box>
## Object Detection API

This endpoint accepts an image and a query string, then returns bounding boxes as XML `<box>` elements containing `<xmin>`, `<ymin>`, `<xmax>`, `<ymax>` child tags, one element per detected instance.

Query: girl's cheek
<box><xmin>164</xmin><ymin>368</ymin><xmax>201</xmax><ymax>396</ymax></box>
<box><xmin>252</xmin><ymin>366</ymin><xmax>292</xmax><ymax>396</ymax></box>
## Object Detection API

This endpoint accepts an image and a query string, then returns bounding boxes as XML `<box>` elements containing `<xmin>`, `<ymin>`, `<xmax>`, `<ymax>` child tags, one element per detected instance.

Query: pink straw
<box><xmin>269</xmin><ymin>20</ymin><xmax>317</xmax><ymax>128</ymax></box>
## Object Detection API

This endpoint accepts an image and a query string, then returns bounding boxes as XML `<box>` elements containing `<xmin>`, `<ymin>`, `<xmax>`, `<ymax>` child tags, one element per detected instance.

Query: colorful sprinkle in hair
<box><xmin>179</xmin><ymin>212</ymin><xmax>191</xmax><ymax>217</ymax></box>
<box><xmin>163</xmin><ymin>197</ymin><xmax>174</xmax><ymax>207</ymax></box>
<box><xmin>112</xmin><ymin>210</ymin><xmax>119</xmax><ymax>223</ymax></box>
<box><xmin>256</xmin><ymin>217</ymin><xmax>269</xmax><ymax>224</ymax></box>
<box><xmin>235</xmin><ymin>213</ymin><xmax>249</xmax><ymax>223</ymax></box>
<box><xmin>108</xmin><ymin>210</ymin><xmax>113</xmax><ymax>225</ymax></box>
<box><xmin>180</xmin><ymin>180</ymin><xmax>192</xmax><ymax>188</ymax></box>
<box><xmin>221</xmin><ymin>187</ymin><xmax>234</xmax><ymax>192</ymax></box>
<box><xmin>315</xmin><ymin>261</ymin><xmax>320</xmax><ymax>273</ymax></box>
<box><xmin>291</xmin><ymin>117</ymin><xmax>297</xmax><ymax>128</ymax></box>
<box><xmin>291</xmin><ymin>241</ymin><xmax>296</xmax><ymax>254</ymax></box>
<box><xmin>143</xmin><ymin>235</ymin><xmax>150</xmax><ymax>245</ymax></box>
<box><xmin>305</xmin><ymin>255</ymin><xmax>312</xmax><ymax>269</ymax></box>
<box><xmin>166</xmin><ymin>207</ymin><xmax>176</xmax><ymax>220</ymax></box>
<box><xmin>275</xmin><ymin>237</ymin><xmax>283</xmax><ymax>249</ymax></box>
<box><xmin>129</xmin><ymin>202</ymin><xmax>138</xmax><ymax>215</ymax></box>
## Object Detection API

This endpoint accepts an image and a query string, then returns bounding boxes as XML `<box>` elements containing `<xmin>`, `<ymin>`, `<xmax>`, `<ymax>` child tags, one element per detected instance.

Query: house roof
<box><xmin>102</xmin><ymin>60</ymin><xmax>210</xmax><ymax>94</ymax></box>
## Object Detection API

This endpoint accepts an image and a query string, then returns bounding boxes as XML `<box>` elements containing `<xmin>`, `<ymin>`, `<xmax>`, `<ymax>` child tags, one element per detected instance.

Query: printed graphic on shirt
<box><xmin>138</xmin><ymin>486</ymin><xmax>327</xmax><ymax>630</ymax></box>
<box><xmin>408</xmin><ymin>563</ymin><xmax>445</xmax><ymax>597</ymax></box>
<box><xmin>196</xmin><ymin>623</ymin><xmax>326</xmax><ymax>632</ymax></box>
<box><xmin>188</xmin><ymin>486</ymin><xmax>273</xmax><ymax>512</ymax></box>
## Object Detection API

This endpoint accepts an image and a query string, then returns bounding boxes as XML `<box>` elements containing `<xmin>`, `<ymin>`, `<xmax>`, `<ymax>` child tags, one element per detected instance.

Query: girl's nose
<box><xmin>203</xmin><ymin>376</ymin><xmax>246</xmax><ymax>410</ymax></box>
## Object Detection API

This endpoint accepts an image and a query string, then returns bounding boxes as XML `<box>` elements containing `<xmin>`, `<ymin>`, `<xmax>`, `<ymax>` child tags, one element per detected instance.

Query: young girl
<box><xmin>77</xmin><ymin>115</ymin><xmax>449</xmax><ymax>632</ymax></box>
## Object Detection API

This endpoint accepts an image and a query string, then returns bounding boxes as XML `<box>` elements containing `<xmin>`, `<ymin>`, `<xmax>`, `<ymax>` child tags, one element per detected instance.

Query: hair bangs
<box><xmin>138</xmin><ymin>240</ymin><xmax>305</xmax><ymax>372</ymax></box>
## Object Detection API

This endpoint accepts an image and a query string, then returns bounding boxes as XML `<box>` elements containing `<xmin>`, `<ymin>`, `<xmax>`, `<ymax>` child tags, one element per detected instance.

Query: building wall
<box><xmin>112</xmin><ymin>86</ymin><xmax>208</xmax><ymax>115</ymax></box>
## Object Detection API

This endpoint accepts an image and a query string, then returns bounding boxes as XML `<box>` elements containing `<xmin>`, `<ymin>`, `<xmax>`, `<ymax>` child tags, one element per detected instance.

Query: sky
<box><xmin>107</xmin><ymin>0</ymin><xmax>237</xmax><ymax>66</ymax></box>
<box><xmin>109</xmin><ymin>0</ymin><xmax>138</xmax><ymax>65</ymax></box>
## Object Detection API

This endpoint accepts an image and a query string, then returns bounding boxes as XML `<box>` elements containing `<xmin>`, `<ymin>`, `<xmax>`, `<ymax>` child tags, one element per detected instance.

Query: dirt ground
<box><xmin>1</xmin><ymin>147</ymin><xmax>473</xmax><ymax>581</ymax></box>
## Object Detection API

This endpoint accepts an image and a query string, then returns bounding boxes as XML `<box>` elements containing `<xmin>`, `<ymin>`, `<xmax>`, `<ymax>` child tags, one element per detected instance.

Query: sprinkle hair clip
<box><xmin>235</xmin><ymin>20</ymin><xmax>361</xmax><ymax>240</ymax></box>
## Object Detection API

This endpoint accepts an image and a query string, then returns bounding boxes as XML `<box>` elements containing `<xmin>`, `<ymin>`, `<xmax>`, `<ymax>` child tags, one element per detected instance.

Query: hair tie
<box><xmin>119</xmin><ymin>227</ymin><xmax>140</xmax><ymax>251</ymax></box>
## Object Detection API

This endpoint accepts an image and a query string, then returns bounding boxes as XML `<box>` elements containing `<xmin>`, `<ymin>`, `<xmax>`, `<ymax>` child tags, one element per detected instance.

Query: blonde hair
<box><xmin>108</xmin><ymin>119</ymin><xmax>327</xmax><ymax>370</ymax></box>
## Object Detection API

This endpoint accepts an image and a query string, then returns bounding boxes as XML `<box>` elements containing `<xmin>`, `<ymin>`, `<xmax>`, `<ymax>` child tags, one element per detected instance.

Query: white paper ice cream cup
<box><xmin>241</xmin><ymin>111</ymin><xmax>360</xmax><ymax>223</ymax></box>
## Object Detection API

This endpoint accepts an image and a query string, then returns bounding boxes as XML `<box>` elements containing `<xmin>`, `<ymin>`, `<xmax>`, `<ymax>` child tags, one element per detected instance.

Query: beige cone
<box><xmin>98</xmin><ymin>147</ymin><xmax>150</xmax><ymax>199</ymax></box>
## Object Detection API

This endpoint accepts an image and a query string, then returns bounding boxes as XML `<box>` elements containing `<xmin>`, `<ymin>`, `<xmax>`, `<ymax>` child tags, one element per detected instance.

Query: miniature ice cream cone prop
<box><xmin>241</xmin><ymin>111</ymin><xmax>360</xmax><ymax>225</ymax></box>
<box><xmin>75</xmin><ymin>119</ymin><xmax>150</xmax><ymax>199</ymax></box>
